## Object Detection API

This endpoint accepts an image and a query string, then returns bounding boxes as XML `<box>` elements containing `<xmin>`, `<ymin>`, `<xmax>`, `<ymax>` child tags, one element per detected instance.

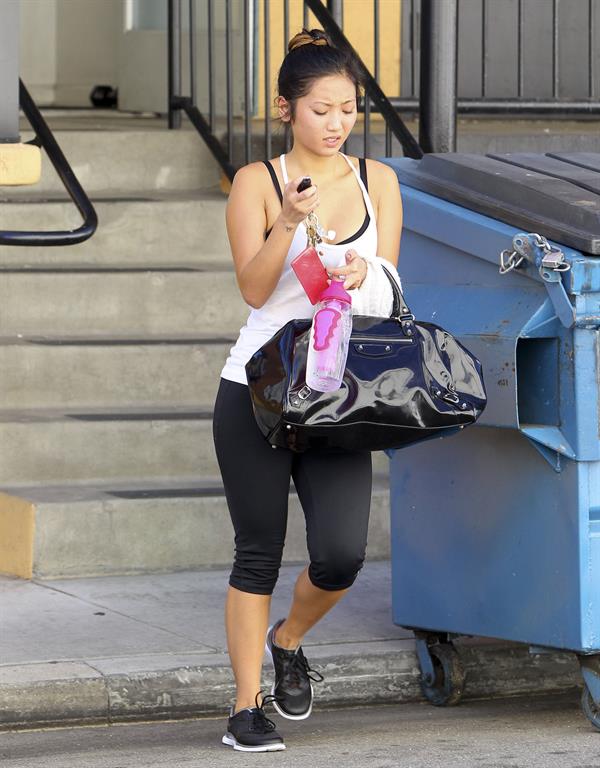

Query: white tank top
<box><xmin>220</xmin><ymin>152</ymin><xmax>378</xmax><ymax>385</ymax></box>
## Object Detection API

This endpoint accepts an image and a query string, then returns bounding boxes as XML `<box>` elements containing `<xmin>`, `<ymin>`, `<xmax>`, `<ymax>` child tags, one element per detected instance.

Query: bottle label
<box><xmin>312</xmin><ymin>307</ymin><xmax>342</xmax><ymax>351</ymax></box>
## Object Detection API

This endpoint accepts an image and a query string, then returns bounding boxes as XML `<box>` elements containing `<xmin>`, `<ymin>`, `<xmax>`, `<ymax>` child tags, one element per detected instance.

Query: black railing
<box><xmin>168</xmin><ymin>0</ymin><xmax>600</xmax><ymax>185</ymax></box>
<box><xmin>400</xmin><ymin>0</ymin><xmax>600</xmax><ymax>115</ymax></box>
<box><xmin>0</xmin><ymin>81</ymin><xmax>98</xmax><ymax>247</ymax></box>
<box><xmin>168</xmin><ymin>0</ymin><xmax>423</xmax><ymax>182</ymax></box>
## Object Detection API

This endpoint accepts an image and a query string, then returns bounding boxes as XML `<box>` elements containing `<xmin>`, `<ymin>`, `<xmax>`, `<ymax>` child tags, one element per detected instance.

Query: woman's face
<box><xmin>287</xmin><ymin>74</ymin><xmax>358</xmax><ymax>156</ymax></box>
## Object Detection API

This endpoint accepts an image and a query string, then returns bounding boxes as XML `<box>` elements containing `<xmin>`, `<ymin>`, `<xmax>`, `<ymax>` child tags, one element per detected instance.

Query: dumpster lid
<box><xmin>393</xmin><ymin>152</ymin><xmax>600</xmax><ymax>255</ymax></box>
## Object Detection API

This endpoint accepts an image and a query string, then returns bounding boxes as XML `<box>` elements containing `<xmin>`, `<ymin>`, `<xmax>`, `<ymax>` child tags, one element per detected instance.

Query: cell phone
<box><xmin>297</xmin><ymin>176</ymin><xmax>312</xmax><ymax>193</ymax></box>
<box><xmin>291</xmin><ymin>245</ymin><xmax>329</xmax><ymax>305</ymax></box>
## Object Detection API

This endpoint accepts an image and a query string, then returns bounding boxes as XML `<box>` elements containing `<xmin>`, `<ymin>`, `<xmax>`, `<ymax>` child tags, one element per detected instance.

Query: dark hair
<box><xmin>277</xmin><ymin>28</ymin><xmax>363</xmax><ymax>120</ymax></box>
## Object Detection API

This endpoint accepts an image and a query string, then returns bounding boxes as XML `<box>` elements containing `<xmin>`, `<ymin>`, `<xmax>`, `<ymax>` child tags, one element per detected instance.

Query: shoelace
<box><xmin>250</xmin><ymin>691</ymin><xmax>278</xmax><ymax>733</ymax></box>
<box><xmin>285</xmin><ymin>648</ymin><xmax>325</xmax><ymax>687</ymax></box>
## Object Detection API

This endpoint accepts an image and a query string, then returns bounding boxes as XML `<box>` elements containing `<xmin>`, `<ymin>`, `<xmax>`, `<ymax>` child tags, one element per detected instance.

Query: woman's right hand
<box><xmin>278</xmin><ymin>175</ymin><xmax>320</xmax><ymax>227</ymax></box>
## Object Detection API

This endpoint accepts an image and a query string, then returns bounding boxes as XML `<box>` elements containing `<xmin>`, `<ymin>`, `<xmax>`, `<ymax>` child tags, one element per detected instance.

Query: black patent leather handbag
<box><xmin>245</xmin><ymin>266</ymin><xmax>487</xmax><ymax>452</ymax></box>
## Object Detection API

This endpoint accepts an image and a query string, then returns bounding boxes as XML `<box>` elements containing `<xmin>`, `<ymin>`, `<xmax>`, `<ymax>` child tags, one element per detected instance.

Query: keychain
<box><xmin>305</xmin><ymin>210</ymin><xmax>336</xmax><ymax>246</ymax></box>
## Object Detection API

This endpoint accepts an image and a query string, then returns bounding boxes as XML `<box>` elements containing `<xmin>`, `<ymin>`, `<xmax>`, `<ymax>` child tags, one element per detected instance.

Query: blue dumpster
<box><xmin>384</xmin><ymin>152</ymin><xmax>600</xmax><ymax>728</ymax></box>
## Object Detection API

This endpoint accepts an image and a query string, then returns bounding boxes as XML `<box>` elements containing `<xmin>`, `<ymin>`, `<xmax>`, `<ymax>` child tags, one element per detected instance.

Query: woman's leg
<box><xmin>213</xmin><ymin>378</ymin><xmax>293</xmax><ymax>711</ymax></box>
<box><xmin>275</xmin><ymin>449</ymin><xmax>373</xmax><ymax>649</ymax></box>
<box><xmin>224</xmin><ymin>587</ymin><xmax>271</xmax><ymax>710</ymax></box>
<box><xmin>272</xmin><ymin>567</ymin><xmax>346</xmax><ymax>649</ymax></box>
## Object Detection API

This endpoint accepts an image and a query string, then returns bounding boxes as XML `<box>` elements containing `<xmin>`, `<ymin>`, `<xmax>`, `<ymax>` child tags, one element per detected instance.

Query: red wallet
<box><xmin>291</xmin><ymin>246</ymin><xmax>329</xmax><ymax>304</ymax></box>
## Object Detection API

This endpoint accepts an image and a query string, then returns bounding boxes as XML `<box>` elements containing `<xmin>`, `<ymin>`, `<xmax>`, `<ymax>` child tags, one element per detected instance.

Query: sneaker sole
<box><xmin>222</xmin><ymin>734</ymin><xmax>286</xmax><ymax>752</ymax></box>
<box><xmin>265</xmin><ymin>626</ymin><xmax>314</xmax><ymax>721</ymax></box>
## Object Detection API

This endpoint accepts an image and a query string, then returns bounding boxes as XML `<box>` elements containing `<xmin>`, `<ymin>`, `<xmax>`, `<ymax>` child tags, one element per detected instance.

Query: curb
<box><xmin>0</xmin><ymin>639</ymin><xmax>581</xmax><ymax>730</ymax></box>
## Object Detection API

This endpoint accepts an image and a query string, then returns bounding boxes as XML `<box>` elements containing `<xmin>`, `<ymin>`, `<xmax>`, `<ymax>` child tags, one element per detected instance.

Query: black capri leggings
<box><xmin>212</xmin><ymin>377</ymin><xmax>372</xmax><ymax>595</ymax></box>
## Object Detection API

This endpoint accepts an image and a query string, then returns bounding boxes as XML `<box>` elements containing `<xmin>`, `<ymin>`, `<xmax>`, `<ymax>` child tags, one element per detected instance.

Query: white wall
<box><xmin>20</xmin><ymin>0</ymin><xmax>57</xmax><ymax>105</ymax></box>
<box><xmin>19</xmin><ymin>0</ymin><xmax>121</xmax><ymax>107</ymax></box>
<box><xmin>55</xmin><ymin>0</ymin><xmax>121</xmax><ymax>106</ymax></box>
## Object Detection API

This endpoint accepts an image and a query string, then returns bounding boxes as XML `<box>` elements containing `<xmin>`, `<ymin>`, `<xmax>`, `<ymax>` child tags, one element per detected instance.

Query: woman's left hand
<box><xmin>328</xmin><ymin>249</ymin><xmax>368</xmax><ymax>291</ymax></box>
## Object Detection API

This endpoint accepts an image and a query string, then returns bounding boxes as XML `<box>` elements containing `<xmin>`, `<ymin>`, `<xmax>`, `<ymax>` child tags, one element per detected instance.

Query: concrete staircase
<box><xmin>0</xmin><ymin>117</ymin><xmax>391</xmax><ymax>579</ymax></box>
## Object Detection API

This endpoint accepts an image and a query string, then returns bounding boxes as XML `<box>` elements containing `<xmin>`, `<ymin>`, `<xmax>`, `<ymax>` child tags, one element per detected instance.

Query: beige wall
<box><xmin>20</xmin><ymin>0</ymin><xmax>120</xmax><ymax>107</ymax></box>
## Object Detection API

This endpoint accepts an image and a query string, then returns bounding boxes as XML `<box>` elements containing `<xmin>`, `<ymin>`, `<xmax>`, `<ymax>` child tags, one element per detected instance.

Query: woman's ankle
<box><xmin>274</xmin><ymin>619</ymin><xmax>301</xmax><ymax>651</ymax></box>
<box><xmin>233</xmin><ymin>692</ymin><xmax>263</xmax><ymax>714</ymax></box>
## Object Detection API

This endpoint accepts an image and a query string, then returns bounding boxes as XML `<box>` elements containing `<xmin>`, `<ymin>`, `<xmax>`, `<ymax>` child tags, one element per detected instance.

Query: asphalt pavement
<box><xmin>1</xmin><ymin>693</ymin><xmax>598</xmax><ymax>768</ymax></box>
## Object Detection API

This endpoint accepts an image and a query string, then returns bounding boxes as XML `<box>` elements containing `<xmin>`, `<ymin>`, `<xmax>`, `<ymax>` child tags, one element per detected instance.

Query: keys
<box><xmin>304</xmin><ymin>210</ymin><xmax>336</xmax><ymax>247</ymax></box>
<box><xmin>305</xmin><ymin>210</ymin><xmax>322</xmax><ymax>248</ymax></box>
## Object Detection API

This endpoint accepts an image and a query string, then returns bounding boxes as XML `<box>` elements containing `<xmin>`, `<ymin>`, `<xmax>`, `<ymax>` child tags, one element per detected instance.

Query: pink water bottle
<box><xmin>306</xmin><ymin>279</ymin><xmax>353</xmax><ymax>392</ymax></box>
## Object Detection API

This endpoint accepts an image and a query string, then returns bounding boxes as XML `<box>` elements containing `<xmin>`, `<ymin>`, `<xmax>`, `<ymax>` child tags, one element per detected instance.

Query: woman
<box><xmin>213</xmin><ymin>28</ymin><xmax>403</xmax><ymax>752</ymax></box>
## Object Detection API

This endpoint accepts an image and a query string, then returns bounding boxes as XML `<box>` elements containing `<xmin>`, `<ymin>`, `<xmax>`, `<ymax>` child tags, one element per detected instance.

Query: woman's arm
<box><xmin>372</xmin><ymin>160</ymin><xmax>403</xmax><ymax>268</ymax></box>
<box><xmin>225</xmin><ymin>163</ymin><xmax>318</xmax><ymax>309</ymax></box>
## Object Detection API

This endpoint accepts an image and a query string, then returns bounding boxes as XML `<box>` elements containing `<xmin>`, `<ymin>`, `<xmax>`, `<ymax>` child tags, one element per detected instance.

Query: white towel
<box><xmin>348</xmin><ymin>256</ymin><xmax>404</xmax><ymax>318</ymax></box>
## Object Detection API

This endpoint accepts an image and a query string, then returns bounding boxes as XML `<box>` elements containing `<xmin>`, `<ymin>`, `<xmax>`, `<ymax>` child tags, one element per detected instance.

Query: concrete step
<box><xmin>0</xmin><ymin>412</ymin><xmax>217</xmax><ymax>486</ymax></box>
<box><xmin>0</xmin><ymin>479</ymin><xmax>391</xmax><ymax>578</ymax></box>
<box><xmin>0</xmin><ymin>410</ymin><xmax>391</xmax><ymax>486</ymax></box>
<box><xmin>0</xmin><ymin>269</ymin><xmax>247</xmax><ymax>337</ymax></box>
<box><xmin>0</xmin><ymin>193</ymin><xmax>231</xmax><ymax>268</ymax></box>
<box><xmin>0</xmin><ymin>340</ymin><xmax>232</xmax><ymax>410</ymax></box>
<box><xmin>10</xmin><ymin>130</ymin><xmax>221</xmax><ymax>195</ymax></box>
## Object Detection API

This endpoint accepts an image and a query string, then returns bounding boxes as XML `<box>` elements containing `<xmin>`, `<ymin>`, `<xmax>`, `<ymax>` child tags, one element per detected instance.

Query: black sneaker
<box><xmin>265</xmin><ymin>618</ymin><xmax>324</xmax><ymax>720</ymax></box>
<box><xmin>222</xmin><ymin>693</ymin><xmax>285</xmax><ymax>752</ymax></box>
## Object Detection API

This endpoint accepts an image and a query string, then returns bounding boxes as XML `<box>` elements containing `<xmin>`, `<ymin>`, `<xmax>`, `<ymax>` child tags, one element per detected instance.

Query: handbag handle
<box><xmin>380</xmin><ymin>262</ymin><xmax>415</xmax><ymax>329</ymax></box>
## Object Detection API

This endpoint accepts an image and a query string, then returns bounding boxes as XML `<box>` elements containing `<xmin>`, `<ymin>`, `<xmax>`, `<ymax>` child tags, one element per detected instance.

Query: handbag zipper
<box><xmin>352</xmin><ymin>335</ymin><xmax>414</xmax><ymax>345</ymax></box>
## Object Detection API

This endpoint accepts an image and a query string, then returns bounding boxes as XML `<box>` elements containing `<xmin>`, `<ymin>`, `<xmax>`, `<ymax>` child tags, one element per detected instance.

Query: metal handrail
<box><xmin>172</xmin><ymin>96</ymin><xmax>237</xmax><ymax>181</ymax></box>
<box><xmin>0</xmin><ymin>80</ymin><xmax>98</xmax><ymax>247</ymax></box>
<box><xmin>381</xmin><ymin>98</ymin><xmax>600</xmax><ymax>116</ymax></box>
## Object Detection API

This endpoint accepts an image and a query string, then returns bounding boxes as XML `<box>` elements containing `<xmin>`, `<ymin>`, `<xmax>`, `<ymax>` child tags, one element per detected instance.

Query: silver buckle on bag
<box><xmin>442</xmin><ymin>390</ymin><xmax>460</xmax><ymax>405</ymax></box>
<box><xmin>291</xmin><ymin>385</ymin><xmax>313</xmax><ymax>408</ymax></box>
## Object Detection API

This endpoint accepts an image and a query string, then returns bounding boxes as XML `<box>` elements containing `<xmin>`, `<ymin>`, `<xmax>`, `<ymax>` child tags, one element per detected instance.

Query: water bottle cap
<box><xmin>319</xmin><ymin>278</ymin><xmax>352</xmax><ymax>304</ymax></box>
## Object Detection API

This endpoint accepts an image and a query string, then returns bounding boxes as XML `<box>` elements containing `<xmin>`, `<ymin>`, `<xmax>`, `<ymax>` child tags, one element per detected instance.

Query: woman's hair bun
<box><xmin>278</xmin><ymin>26</ymin><xmax>362</xmax><ymax>118</ymax></box>
<box><xmin>288</xmin><ymin>28</ymin><xmax>331</xmax><ymax>53</ymax></box>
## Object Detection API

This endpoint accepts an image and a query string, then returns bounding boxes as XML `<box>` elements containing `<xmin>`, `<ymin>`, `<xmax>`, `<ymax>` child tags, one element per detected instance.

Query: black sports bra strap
<box><xmin>262</xmin><ymin>160</ymin><xmax>283</xmax><ymax>204</ymax></box>
<box><xmin>358</xmin><ymin>157</ymin><xmax>368</xmax><ymax>192</ymax></box>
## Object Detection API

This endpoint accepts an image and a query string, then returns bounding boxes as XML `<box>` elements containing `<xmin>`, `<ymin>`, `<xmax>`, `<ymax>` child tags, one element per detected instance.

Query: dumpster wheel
<box><xmin>419</xmin><ymin>643</ymin><xmax>466</xmax><ymax>707</ymax></box>
<box><xmin>581</xmin><ymin>684</ymin><xmax>600</xmax><ymax>731</ymax></box>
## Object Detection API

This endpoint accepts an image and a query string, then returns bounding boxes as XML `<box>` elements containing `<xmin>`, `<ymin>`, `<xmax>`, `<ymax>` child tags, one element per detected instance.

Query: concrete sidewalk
<box><xmin>0</xmin><ymin>561</ymin><xmax>581</xmax><ymax>730</ymax></box>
